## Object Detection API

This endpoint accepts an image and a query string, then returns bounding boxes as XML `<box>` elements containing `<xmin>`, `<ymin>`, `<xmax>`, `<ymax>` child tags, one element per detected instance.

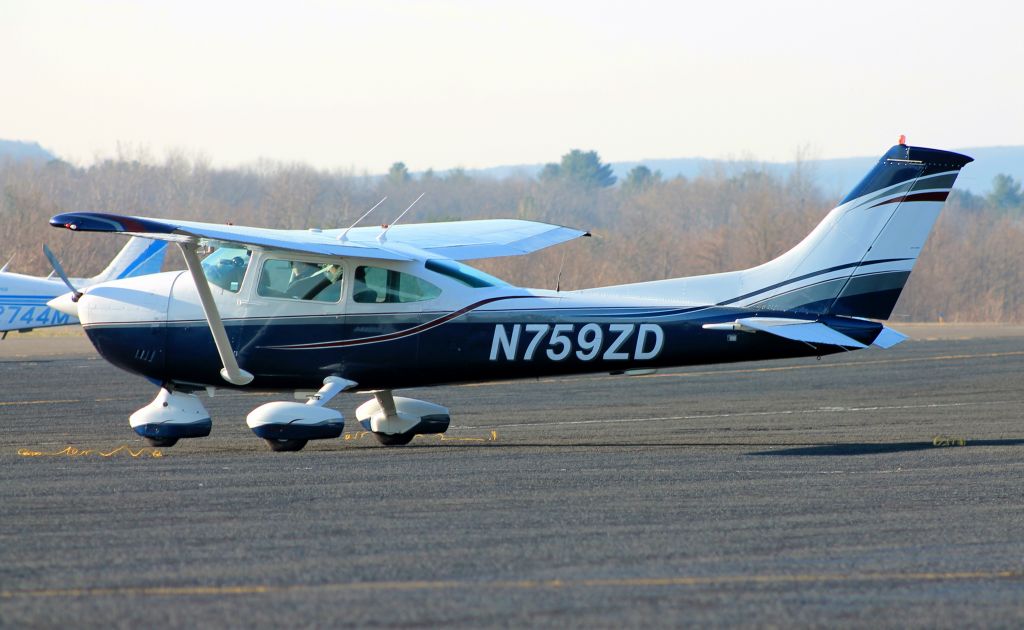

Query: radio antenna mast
<box><xmin>378</xmin><ymin>193</ymin><xmax>424</xmax><ymax>241</ymax></box>
<box><xmin>555</xmin><ymin>232</ymin><xmax>589</xmax><ymax>291</ymax></box>
<box><xmin>337</xmin><ymin>196</ymin><xmax>387</xmax><ymax>242</ymax></box>
<box><xmin>554</xmin><ymin>247</ymin><xmax>568</xmax><ymax>292</ymax></box>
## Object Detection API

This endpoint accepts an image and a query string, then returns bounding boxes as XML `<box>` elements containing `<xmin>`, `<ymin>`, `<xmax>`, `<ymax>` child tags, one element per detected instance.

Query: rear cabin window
<box><xmin>353</xmin><ymin>266</ymin><xmax>441</xmax><ymax>303</ymax></box>
<box><xmin>257</xmin><ymin>259</ymin><xmax>343</xmax><ymax>302</ymax></box>
<box><xmin>424</xmin><ymin>259</ymin><xmax>508</xmax><ymax>288</ymax></box>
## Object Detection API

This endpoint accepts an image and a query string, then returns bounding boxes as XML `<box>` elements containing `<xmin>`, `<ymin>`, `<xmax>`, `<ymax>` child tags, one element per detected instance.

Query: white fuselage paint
<box><xmin>577</xmin><ymin>172</ymin><xmax>956</xmax><ymax>306</ymax></box>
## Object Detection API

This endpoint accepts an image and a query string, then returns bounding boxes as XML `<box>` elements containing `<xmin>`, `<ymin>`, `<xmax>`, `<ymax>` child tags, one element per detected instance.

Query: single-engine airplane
<box><xmin>0</xmin><ymin>237</ymin><xmax>166</xmax><ymax>337</ymax></box>
<box><xmin>47</xmin><ymin>143</ymin><xmax>971</xmax><ymax>451</ymax></box>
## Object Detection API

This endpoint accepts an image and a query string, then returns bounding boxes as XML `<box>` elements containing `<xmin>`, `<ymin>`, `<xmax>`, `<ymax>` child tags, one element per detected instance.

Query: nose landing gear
<box><xmin>130</xmin><ymin>387</ymin><xmax>212</xmax><ymax>447</ymax></box>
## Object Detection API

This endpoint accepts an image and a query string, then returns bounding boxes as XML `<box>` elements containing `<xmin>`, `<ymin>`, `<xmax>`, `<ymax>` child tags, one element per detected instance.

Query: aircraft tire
<box><xmin>265</xmin><ymin>438</ymin><xmax>308</xmax><ymax>452</ymax></box>
<box><xmin>373</xmin><ymin>432</ymin><xmax>415</xmax><ymax>446</ymax></box>
<box><xmin>144</xmin><ymin>437</ymin><xmax>179</xmax><ymax>447</ymax></box>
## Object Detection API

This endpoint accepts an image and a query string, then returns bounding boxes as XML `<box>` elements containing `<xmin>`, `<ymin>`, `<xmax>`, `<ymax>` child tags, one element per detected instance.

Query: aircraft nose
<box><xmin>47</xmin><ymin>291</ymin><xmax>80</xmax><ymax>318</ymax></box>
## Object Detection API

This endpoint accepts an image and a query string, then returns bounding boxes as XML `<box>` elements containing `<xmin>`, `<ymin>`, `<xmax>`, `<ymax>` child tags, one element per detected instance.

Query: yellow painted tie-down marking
<box><xmin>17</xmin><ymin>445</ymin><xmax>164</xmax><ymax>458</ymax></box>
<box><xmin>3</xmin><ymin>569</ymin><xmax>1020</xmax><ymax>600</ymax></box>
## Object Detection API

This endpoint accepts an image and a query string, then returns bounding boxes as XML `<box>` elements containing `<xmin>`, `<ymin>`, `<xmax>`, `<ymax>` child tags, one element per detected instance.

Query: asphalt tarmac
<box><xmin>2</xmin><ymin>333</ymin><xmax>1024</xmax><ymax>627</ymax></box>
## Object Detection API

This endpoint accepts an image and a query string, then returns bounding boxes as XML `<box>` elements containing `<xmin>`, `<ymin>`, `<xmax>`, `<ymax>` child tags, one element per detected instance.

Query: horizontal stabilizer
<box><xmin>871</xmin><ymin>326</ymin><xmax>908</xmax><ymax>348</ymax></box>
<box><xmin>703</xmin><ymin>317</ymin><xmax>867</xmax><ymax>348</ymax></box>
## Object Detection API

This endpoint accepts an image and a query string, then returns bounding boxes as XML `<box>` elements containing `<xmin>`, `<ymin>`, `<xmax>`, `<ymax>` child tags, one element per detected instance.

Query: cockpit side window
<box><xmin>258</xmin><ymin>258</ymin><xmax>343</xmax><ymax>302</ymax></box>
<box><xmin>353</xmin><ymin>266</ymin><xmax>441</xmax><ymax>303</ymax></box>
<box><xmin>201</xmin><ymin>246</ymin><xmax>251</xmax><ymax>293</ymax></box>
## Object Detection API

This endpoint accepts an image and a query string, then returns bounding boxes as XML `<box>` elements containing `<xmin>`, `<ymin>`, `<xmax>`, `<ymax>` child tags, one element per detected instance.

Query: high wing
<box><xmin>328</xmin><ymin>220</ymin><xmax>590</xmax><ymax>260</ymax></box>
<box><xmin>49</xmin><ymin>212</ymin><xmax>588</xmax><ymax>261</ymax></box>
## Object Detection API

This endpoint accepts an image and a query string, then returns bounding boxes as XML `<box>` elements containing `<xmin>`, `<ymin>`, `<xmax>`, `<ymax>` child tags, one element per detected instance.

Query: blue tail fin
<box><xmin>88</xmin><ymin>237</ymin><xmax>168</xmax><ymax>284</ymax></box>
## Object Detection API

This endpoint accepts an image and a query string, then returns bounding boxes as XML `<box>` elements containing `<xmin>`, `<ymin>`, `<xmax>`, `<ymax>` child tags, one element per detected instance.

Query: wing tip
<box><xmin>49</xmin><ymin>212</ymin><xmax>176</xmax><ymax>235</ymax></box>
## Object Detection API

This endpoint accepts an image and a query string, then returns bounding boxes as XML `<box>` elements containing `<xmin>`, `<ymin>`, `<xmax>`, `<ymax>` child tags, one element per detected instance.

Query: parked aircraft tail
<box><xmin>86</xmin><ymin>237</ymin><xmax>168</xmax><ymax>284</ymax></box>
<box><xmin>585</xmin><ymin>143</ymin><xmax>972</xmax><ymax>320</ymax></box>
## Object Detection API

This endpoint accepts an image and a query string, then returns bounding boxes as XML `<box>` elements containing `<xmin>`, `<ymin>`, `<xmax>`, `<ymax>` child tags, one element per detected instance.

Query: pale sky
<box><xmin>2</xmin><ymin>0</ymin><xmax>1021</xmax><ymax>173</ymax></box>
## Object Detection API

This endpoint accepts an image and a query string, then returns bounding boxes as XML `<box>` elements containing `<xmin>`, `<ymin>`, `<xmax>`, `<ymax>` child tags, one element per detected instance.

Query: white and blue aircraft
<box><xmin>0</xmin><ymin>237</ymin><xmax>166</xmax><ymax>338</ymax></box>
<box><xmin>47</xmin><ymin>143</ymin><xmax>971</xmax><ymax>451</ymax></box>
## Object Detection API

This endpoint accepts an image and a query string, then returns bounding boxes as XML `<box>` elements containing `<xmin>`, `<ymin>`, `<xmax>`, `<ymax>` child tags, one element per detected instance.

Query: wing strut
<box><xmin>177</xmin><ymin>242</ymin><xmax>254</xmax><ymax>386</ymax></box>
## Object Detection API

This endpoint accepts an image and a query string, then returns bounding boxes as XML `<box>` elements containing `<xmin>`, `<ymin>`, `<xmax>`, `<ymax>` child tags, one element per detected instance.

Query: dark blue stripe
<box><xmin>841</xmin><ymin>163</ymin><xmax>922</xmax><ymax>205</ymax></box>
<box><xmin>715</xmin><ymin>258</ymin><xmax>910</xmax><ymax>307</ymax></box>
<box><xmin>133</xmin><ymin>420</ymin><xmax>212</xmax><ymax>440</ymax></box>
<box><xmin>840</xmin><ymin>145</ymin><xmax>972</xmax><ymax>205</ymax></box>
<box><xmin>85</xmin><ymin>306</ymin><xmax>864</xmax><ymax>392</ymax></box>
<box><xmin>251</xmin><ymin>422</ymin><xmax>344</xmax><ymax>441</ymax></box>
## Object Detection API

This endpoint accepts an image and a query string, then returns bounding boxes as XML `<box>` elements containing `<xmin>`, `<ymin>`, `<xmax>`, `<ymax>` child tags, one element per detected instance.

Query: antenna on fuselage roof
<box><xmin>377</xmin><ymin>192</ymin><xmax>425</xmax><ymax>242</ymax></box>
<box><xmin>554</xmin><ymin>247</ymin><xmax>568</xmax><ymax>292</ymax></box>
<box><xmin>337</xmin><ymin>196</ymin><xmax>388</xmax><ymax>242</ymax></box>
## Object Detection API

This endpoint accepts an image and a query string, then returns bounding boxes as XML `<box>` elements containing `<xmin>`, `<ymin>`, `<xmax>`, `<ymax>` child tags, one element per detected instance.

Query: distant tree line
<box><xmin>2</xmin><ymin>147</ymin><xmax>1022</xmax><ymax>322</ymax></box>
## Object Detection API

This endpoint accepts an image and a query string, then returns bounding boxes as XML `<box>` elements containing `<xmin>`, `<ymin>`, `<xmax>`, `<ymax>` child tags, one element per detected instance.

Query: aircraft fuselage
<box><xmin>78</xmin><ymin>268</ymin><xmax>874</xmax><ymax>392</ymax></box>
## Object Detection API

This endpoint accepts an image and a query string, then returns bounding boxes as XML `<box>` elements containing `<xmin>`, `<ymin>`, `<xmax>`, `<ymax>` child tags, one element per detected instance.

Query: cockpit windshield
<box><xmin>201</xmin><ymin>246</ymin><xmax>250</xmax><ymax>293</ymax></box>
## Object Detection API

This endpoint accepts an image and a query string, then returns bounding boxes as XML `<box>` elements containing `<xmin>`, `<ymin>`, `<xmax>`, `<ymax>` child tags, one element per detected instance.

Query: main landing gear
<box><xmin>246</xmin><ymin>377</ymin><xmax>351</xmax><ymax>451</ymax></box>
<box><xmin>356</xmin><ymin>390</ymin><xmax>450</xmax><ymax>447</ymax></box>
<box><xmin>247</xmin><ymin>388</ymin><xmax>452</xmax><ymax>449</ymax></box>
<box><xmin>128</xmin><ymin>380</ymin><xmax>450</xmax><ymax>452</ymax></box>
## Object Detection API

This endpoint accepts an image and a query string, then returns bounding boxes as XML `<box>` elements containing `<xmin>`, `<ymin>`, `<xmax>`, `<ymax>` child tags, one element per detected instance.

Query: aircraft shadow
<box><xmin>749</xmin><ymin>438</ymin><xmax>1024</xmax><ymax>457</ymax></box>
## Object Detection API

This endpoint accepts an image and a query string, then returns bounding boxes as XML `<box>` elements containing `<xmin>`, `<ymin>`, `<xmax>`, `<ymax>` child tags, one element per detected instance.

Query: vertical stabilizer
<box><xmin>740</xmin><ymin>144</ymin><xmax>973</xmax><ymax>319</ymax></box>
<box><xmin>579</xmin><ymin>143</ymin><xmax>972</xmax><ymax>321</ymax></box>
